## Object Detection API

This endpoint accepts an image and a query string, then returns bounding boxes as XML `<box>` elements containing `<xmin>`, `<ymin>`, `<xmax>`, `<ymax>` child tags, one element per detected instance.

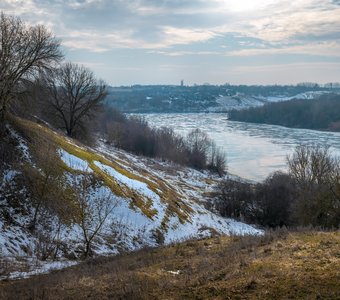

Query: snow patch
<box><xmin>1</xmin><ymin>259</ymin><xmax>78</xmax><ymax>281</ymax></box>
<box><xmin>164</xmin><ymin>201</ymin><xmax>262</xmax><ymax>244</ymax></box>
<box><xmin>167</xmin><ymin>270</ymin><xmax>180</xmax><ymax>275</ymax></box>
<box><xmin>94</xmin><ymin>161</ymin><xmax>158</xmax><ymax>201</ymax></box>
<box><xmin>94</xmin><ymin>161</ymin><xmax>167</xmax><ymax>221</ymax></box>
<box><xmin>209</xmin><ymin>91</ymin><xmax>329</xmax><ymax>112</ymax></box>
<box><xmin>58</xmin><ymin>149</ymin><xmax>92</xmax><ymax>172</ymax></box>
<box><xmin>0</xmin><ymin>169</ymin><xmax>19</xmax><ymax>190</ymax></box>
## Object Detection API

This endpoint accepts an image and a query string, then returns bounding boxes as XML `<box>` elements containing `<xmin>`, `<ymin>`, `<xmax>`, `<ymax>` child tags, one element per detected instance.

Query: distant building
<box><xmin>180</xmin><ymin>80</ymin><xmax>184</xmax><ymax>87</ymax></box>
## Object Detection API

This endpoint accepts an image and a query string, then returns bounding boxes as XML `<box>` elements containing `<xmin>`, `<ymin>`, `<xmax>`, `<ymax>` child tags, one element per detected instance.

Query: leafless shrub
<box><xmin>215</xmin><ymin>172</ymin><xmax>296</xmax><ymax>227</ymax></box>
<box><xmin>287</xmin><ymin>144</ymin><xmax>336</xmax><ymax>186</ymax></box>
<box><xmin>101</xmin><ymin>109</ymin><xmax>227</xmax><ymax>175</ymax></box>
<box><xmin>207</xmin><ymin>142</ymin><xmax>227</xmax><ymax>176</ymax></box>
<box><xmin>216</xmin><ymin>145</ymin><xmax>340</xmax><ymax>229</ymax></box>
<box><xmin>186</xmin><ymin>128</ymin><xmax>210</xmax><ymax>170</ymax></box>
<box><xmin>72</xmin><ymin>175</ymin><xmax>118</xmax><ymax>259</ymax></box>
<box><xmin>34</xmin><ymin>220</ymin><xmax>66</xmax><ymax>260</ymax></box>
<box><xmin>215</xmin><ymin>178</ymin><xmax>253</xmax><ymax>220</ymax></box>
<box><xmin>21</xmin><ymin>145</ymin><xmax>75</xmax><ymax>230</ymax></box>
<box><xmin>287</xmin><ymin>145</ymin><xmax>340</xmax><ymax>228</ymax></box>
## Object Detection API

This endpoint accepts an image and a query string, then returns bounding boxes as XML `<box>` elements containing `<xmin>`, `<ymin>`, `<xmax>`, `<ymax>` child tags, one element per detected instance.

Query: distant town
<box><xmin>105</xmin><ymin>83</ymin><xmax>340</xmax><ymax>113</ymax></box>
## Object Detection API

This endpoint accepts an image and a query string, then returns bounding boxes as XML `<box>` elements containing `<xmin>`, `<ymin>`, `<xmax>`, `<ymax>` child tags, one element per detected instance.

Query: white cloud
<box><xmin>1</xmin><ymin>0</ymin><xmax>339</xmax><ymax>52</ymax></box>
<box><xmin>149</xmin><ymin>50</ymin><xmax>221</xmax><ymax>56</ymax></box>
<box><xmin>0</xmin><ymin>0</ymin><xmax>50</xmax><ymax>17</ymax></box>
<box><xmin>160</xmin><ymin>26</ymin><xmax>219</xmax><ymax>46</ymax></box>
<box><xmin>241</xmin><ymin>1</ymin><xmax>340</xmax><ymax>42</ymax></box>
<box><xmin>224</xmin><ymin>41</ymin><xmax>340</xmax><ymax>57</ymax></box>
<box><xmin>221</xmin><ymin>62</ymin><xmax>340</xmax><ymax>85</ymax></box>
<box><xmin>231</xmin><ymin>62</ymin><xmax>340</xmax><ymax>73</ymax></box>
<box><xmin>61</xmin><ymin>29</ymin><xmax>138</xmax><ymax>52</ymax></box>
<box><xmin>1</xmin><ymin>0</ymin><xmax>340</xmax><ymax>84</ymax></box>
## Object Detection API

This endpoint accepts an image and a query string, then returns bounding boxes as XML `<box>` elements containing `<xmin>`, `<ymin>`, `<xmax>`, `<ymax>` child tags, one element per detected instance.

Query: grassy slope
<box><xmin>10</xmin><ymin>116</ymin><xmax>193</xmax><ymax>224</ymax></box>
<box><xmin>1</xmin><ymin>231</ymin><xmax>339</xmax><ymax>299</ymax></box>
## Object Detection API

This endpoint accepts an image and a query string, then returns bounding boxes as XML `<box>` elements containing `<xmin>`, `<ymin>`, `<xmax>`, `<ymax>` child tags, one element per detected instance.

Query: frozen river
<box><xmin>143</xmin><ymin>113</ymin><xmax>340</xmax><ymax>181</ymax></box>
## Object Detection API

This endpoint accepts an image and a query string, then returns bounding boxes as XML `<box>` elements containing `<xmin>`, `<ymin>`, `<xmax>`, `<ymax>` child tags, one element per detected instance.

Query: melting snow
<box><xmin>94</xmin><ymin>161</ymin><xmax>158</xmax><ymax>201</ymax></box>
<box><xmin>1</xmin><ymin>259</ymin><xmax>78</xmax><ymax>281</ymax></box>
<box><xmin>58</xmin><ymin>149</ymin><xmax>92</xmax><ymax>172</ymax></box>
<box><xmin>167</xmin><ymin>270</ymin><xmax>181</xmax><ymax>275</ymax></box>
<box><xmin>94</xmin><ymin>161</ymin><xmax>167</xmax><ymax>222</ymax></box>
<box><xmin>1</xmin><ymin>134</ymin><xmax>263</xmax><ymax>281</ymax></box>
<box><xmin>1</xmin><ymin>169</ymin><xmax>19</xmax><ymax>190</ymax></box>
<box><xmin>164</xmin><ymin>203</ymin><xmax>262</xmax><ymax>244</ymax></box>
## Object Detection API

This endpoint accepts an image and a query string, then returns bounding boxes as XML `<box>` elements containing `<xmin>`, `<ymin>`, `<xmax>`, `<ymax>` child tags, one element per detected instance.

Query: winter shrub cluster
<box><xmin>100</xmin><ymin>108</ymin><xmax>227</xmax><ymax>175</ymax></box>
<box><xmin>215</xmin><ymin>145</ymin><xmax>340</xmax><ymax>229</ymax></box>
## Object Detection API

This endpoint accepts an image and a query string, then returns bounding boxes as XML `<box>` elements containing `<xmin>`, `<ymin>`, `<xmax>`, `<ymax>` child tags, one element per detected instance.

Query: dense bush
<box><xmin>99</xmin><ymin>108</ymin><xmax>227</xmax><ymax>175</ymax></box>
<box><xmin>215</xmin><ymin>179</ymin><xmax>253</xmax><ymax>220</ymax></box>
<box><xmin>216</xmin><ymin>145</ymin><xmax>340</xmax><ymax>228</ymax></box>
<box><xmin>228</xmin><ymin>94</ymin><xmax>340</xmax><ymax>131</ymax></box>
<box><xmin>252</xmin><ymin>172</ymin><xmax>296</xmax><ymax>227</ymax></box>
<box><xmin>216</xmin><ymin>172</ymin><xmax>295</xmax><ymax>227</ymax></box>
<box><xmin>287</xmin><ymin>145</ymin><xmax>340</xmax><ymax>228</ymax></box>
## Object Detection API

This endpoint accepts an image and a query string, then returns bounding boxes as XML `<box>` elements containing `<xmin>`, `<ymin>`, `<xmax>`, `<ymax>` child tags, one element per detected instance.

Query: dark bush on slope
<box><xmin>99</xmin><ymin>108</ymin><xmax>227</xmax><ymax>175</ymax></box>
<box><xmin>215</xmin><ymin>145</ymin><xmax>340</xmax><ymax>229</ymax></box>
<box><xmin>216</xmin><ymin>172</ymin><xmax>296</xmax><ymax>227</ymax></box>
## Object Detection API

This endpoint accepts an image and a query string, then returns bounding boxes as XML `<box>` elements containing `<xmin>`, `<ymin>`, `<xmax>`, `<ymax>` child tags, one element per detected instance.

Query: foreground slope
<box><xmin>0</xmin><ymin>117</ymin><xmax>260</xmax><ymax>278</ymax></box>
<box><xmin>1</xmin><ymin>231</ymin><xmax>338</xmax><ymax>299</ymax></box>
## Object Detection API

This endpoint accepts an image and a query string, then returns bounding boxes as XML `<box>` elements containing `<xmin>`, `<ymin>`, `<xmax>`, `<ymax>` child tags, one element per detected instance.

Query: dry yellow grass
<box><xmin>0</xmin><ymin>230</ymin><xmax>339</xmax><ymax>299</ymax></box>
<box><xmin>9</xmin><ymin>116</ymin><xmax>194</xmax><ymax>223</ymax></box>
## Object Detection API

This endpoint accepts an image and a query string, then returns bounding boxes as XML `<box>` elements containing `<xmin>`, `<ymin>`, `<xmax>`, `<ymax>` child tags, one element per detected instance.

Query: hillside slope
<box><xmin>0</xmin><ymin>117</ymin><xmax>260</xmax><ymax>279</ymax></box>
<box><xmin>1</xmin><ymin>231</ymin><xmax>338</xmax><ymax>299</ymax></box>
<box><xmin>208</xmin><ymin>91</ymin><xmax>328</xmax><ymax>112</ymax></box>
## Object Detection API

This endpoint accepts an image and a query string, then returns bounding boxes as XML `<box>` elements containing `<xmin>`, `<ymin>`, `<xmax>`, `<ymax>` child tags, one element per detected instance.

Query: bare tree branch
<box><xmin>0</xmin><ymin>12</ymin><xmax>63</xmax><ymax>121</ymax></box>
<box><xmin>40</xmin><ymin>62</ymin><xmax>107</xmax><ymax>137</ymax></box>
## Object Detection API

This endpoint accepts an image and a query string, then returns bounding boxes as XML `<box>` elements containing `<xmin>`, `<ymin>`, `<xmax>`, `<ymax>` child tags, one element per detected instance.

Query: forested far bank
<box><xmin>228</xmin><ymin>94</ymin><xmax>340</xmax><ymax>131</ymax></box>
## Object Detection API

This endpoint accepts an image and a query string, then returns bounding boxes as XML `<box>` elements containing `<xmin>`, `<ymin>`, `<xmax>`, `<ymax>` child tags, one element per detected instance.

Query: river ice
<box><xmin>143</xmin><ymin>113</ymin><xmax>340</xmax><ymax>181</ymax></box>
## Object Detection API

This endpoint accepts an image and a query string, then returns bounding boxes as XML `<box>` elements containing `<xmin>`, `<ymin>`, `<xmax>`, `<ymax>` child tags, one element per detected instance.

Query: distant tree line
<box><xmin>215</xmin><ymin>145</ymin><xmax>340</xmax><ymax>229</ymax></box>
<box><xmin>99</xmin><ymin>108</ymin><xmax>227</xmax><ymax>175</ymax></box>
<box><xmin>104</xmin><ymin>83</ymin><xmax>338</xmax><ymax>113</ymax></box>
<box><xmin>228</xmin><ymin>94</ymin><xmax>340</xmax><ymax>131</ymax></box>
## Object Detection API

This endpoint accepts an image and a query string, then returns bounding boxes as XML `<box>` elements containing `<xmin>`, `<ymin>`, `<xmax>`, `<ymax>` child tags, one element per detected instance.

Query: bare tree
<box><xmin>0</xmin><ymin>12</ymin><xmax>62</xmax><ymax>121</ymax></box>
<box><xmin>208</xmin><ymin>142</ymin><xmax>227</xmax><ymax>176</ymax></box>
<box><xmin>287</xmin><ymin>145</ymin><xmax>336</xmax><ymax>186</ymax></box>
<box><xmin>216</xmin><ymin>178</ymin><xmax>252</xmax><ymax>220</ymax></box>
<box><xmin>74</xmin><ymin>175</ymin><xmax>117</xmax><ymax>258</ymax></box>
<box><xmin>287</xmin><ymin>145</ymin><xmax>340</xmax><ymax>227</ymax></box>
<box><xmin>41</xmin><ymin>62</ymin><xmax>107</xmax><ymax>137</ymax></box>
<box><xmin>186</xmin><ymin>128</ymin><xmax>211</xmax><ymax>169</ymax></box>
<box><xmin>155</xmin><ymin>127</ymin><xmax>188</xmax><ymax>164</ymax></box>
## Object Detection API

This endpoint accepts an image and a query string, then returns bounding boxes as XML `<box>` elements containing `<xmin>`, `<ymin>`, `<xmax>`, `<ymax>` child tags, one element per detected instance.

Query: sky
<box><xmin>1</xmin><ymin>0</ymin><xmax>340</xmax><ymax>86</ymax></box>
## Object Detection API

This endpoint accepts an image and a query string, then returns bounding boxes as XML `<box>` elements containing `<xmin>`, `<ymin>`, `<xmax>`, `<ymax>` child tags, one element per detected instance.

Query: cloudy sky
<box><xmin>1</xmin><ymin>0</ymin><xmax>340</xmax><ymax>86</ymax></box>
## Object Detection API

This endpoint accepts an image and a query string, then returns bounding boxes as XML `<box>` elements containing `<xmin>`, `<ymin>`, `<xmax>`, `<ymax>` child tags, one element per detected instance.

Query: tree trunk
<box><xmin>0</xmin><ymin>104</ymin><xmax>7</xmax><ymax>123</ymax></box>
<box><xmin>84</xmin><ymin>240</ymin><xmax>91</xmax><ymax>259</ymax></box>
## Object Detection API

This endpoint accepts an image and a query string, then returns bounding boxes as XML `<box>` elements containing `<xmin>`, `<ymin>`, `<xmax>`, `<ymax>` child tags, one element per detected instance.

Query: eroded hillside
<box><xmin>0</xmin><ymin>117</ymin><xmax>260</xmax><ymax>279</ymax></box>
